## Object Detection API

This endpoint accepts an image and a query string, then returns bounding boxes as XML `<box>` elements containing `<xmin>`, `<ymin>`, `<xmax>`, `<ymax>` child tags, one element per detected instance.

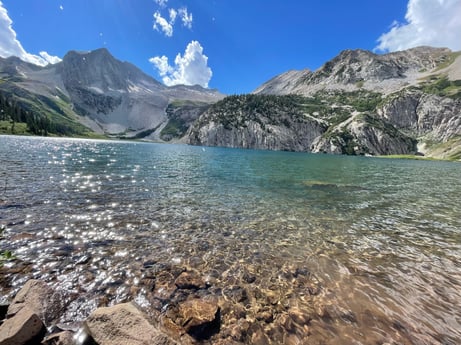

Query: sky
<box><xmin>0</xmin><ymin>0</ymin><xmax>460</xmax><ymax>94</ymax></box>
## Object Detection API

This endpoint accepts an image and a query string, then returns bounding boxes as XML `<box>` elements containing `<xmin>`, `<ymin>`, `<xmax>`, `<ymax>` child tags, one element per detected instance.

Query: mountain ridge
<box><xmin>189</xmin><ymin>46</ymin><xmax>461</xmax><ymax>160</ymax></box>
<box><xmin>0</xmin><ymin>47</ymin><xmax>224</xmax><ymax>138</ymax></box>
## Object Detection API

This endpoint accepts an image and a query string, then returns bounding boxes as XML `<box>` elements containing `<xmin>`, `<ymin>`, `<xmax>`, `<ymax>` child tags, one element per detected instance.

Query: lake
<box><xmin>1</xmin><ymin>135</ymin><xmax>460</xmax><ymax>344</ymax></box>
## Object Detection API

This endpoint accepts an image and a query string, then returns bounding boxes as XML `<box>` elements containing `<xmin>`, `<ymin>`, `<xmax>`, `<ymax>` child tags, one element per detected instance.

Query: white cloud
<box><xmin>152</xmin><ymin>5</ymin><xmax>193</xmax><ymax>37</ymax></box>
<box><xmin>59</xmin><ymin>5</ymin><xmax>64</xmax><ymax>11</ymax></box>
<box><xmin>39</xmin><ymin>51</ymin><xmax>62</xmax><ymax>64</ymax></box>
<box><xmin>376</xmin><ymin>0</ymin><xmax>461</xmax><ymax>52</ymax></box>
<box><xmin>153</xmin><ymin>11</ymin><xmax>174</xmax><ymax>37</ymax></box>
<box><xmin>169</xmin><ymin>8</ymin><xmax>177</xmax><ymax>23</ymax></box>
<box><xmin>0</xmin><ymin>1</ymin><xmax>61</xmax><ymax>66</ymax></box>
<box><xmin>149</xmin><ymin>40</ymin><xmax>212</xmax><ymax>88</ymax></box>
<box><xmin>154</xmin><ymin>0</ymin><xmax>168</xmax><ymax>7</ymax></box>
<box><xmin>178</xmin><ymin>7</ymin><xmax>193</xmax><ymax>29</ymax></box>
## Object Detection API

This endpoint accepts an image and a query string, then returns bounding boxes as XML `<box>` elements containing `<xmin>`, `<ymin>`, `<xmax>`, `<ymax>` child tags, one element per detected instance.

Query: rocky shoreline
<box><xmin>0</xmin><ymin>262</ymin><xmax>321</xmax><ymax>345</ymax></box>
<box><xmin>0</xmin><ymin>280</ymin><xmax>223</xmax><ymax>345</ymax></box>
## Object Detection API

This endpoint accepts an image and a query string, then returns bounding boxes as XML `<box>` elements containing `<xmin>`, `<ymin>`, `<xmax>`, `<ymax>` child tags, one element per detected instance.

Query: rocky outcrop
<box><xmin>377</xmin><ymin>89</ymin><xmax>461</xmax><ymax>141</ymax></box>
<box><xmin>311</xmin><ymin>115</ymin><xmax>417</xmax><ymax>155</ymax></box>
<box><xmin>189</xmin><ymin>120</ymin><xmax>326</xmax><ymax>151</ymax></box>
<box><xmin>188</xmin><ymin>94</ymin><xmax>327</xmax><ymax>151</ymax></box>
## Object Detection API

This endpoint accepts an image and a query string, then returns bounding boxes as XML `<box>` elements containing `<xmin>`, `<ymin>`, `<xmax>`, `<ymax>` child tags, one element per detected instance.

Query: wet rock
<box><xmin>74</xmin><ymin>255</ymin><xmax>91</xmax><ymax>265</ymax></box>
<box><xmin>242</xmin><ymin>271</ymin><xmax>256</xmax><ymax>284</ymax></box>
<box><xmin>41</xmin><ymin>331</ymin><xmax>74</xmax><ymax>345</ymax></box>
<box><xmin>256</xmin><ymin>310</ymin><xmax>273</xmax><ymax>323</ymax></box>
<box><xmin>293</xmin><ymin>267</ymin><xmax>310</xmax><ymax>277</ymax></box>
<box><xmin>288</xmin><ymin>307</ymin><xmax>312</xmax><ymax>326</ymax></box>
<box><xmin>175</xmin><ymin>271</ymin><xmax>207</xmax><ymax>290</ymax></box>
<box><xmin>153</xmin><ymin>271</ymin><xmax>177</xmax><ymax>300</ymax></box>
<box><xmin>250</xmin><ymin>328</ymin><xmax>271</xmax><ymax>345</ymax></box>
<box><xmin>178</xmin><ymin>299</ymin><xmax>220</xmax><ymax>340</ymax></box>
<box><xmin>84</xmin><ymin>302</ymin><xmax>179</xmax><ymax>345</ymax></box>
<box><xmin>222</xmin><ymin>286</ymin><xmax>248</xmax><ymax>304</ymax></box>
<box><xmin>213</xmin><ymin>338</ymin><xmax>244</xmax><ymax>345</ymax></box>
<box><xmin>0</xmin><ymin>307</ymin><xmax>45</xmax><ymax>345</ymax></box>
<box><xmin>142</xmin><ymin>259</ymin><xmax>157</xmax><ymax>269</ymax></box>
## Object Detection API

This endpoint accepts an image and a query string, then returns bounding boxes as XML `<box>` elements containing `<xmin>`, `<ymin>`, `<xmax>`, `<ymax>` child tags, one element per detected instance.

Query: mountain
<box><xmin>188</xmin><ymin>47</ymin><xmax>461</xmax><ymax>160</ymax></box>
<box><xmin>0</xmin><ymin>48</ymin><xmax>224</xmax><ymax>138</ymax></box>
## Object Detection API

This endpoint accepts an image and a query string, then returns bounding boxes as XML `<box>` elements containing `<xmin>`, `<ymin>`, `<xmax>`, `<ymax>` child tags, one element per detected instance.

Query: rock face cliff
<box><xmin>0</xmin><ymin>48</ymin><xmax>223</xmax><ymax>138</ymax></box>
<box><xmin>188</xmin><ymin>47</ymin><xmax>461</xmax><ymax>159</ymax></box>
<box><xmin>188</xmin><ymin>95</ymin><xmax>326</xmax><ymax>151</ymax></box>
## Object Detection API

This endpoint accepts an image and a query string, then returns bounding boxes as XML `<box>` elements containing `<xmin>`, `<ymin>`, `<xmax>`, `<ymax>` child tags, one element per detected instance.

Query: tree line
<box><xmin>0</xmin><ymin>91</ymin><xmax>77</xmax><ymax>136</ymax></box>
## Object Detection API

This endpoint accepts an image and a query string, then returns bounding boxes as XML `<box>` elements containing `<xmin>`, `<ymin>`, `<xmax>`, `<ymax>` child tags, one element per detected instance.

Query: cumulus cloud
<box><xmin>0</xmin><ymin>1</ymin><xmax>61</xmax><ymax>66</ymax></box>
<box><xmin>149</xmin><ymin>40</ymin><xmax>212</xmax><ymax>88</ymax></box>
<box><xmin>178</xmin><ymin>7</ymin><xmax>193</xmax><ymax>29</ymax></box>
<box><xmin>375</xmin><ymin>0</ymin><xmax>461</xmax><ymax>52</ymax></box>
<box><xmin>169</xmin><ymin>8</ymin><xmax>177</xmax><ymax>23</ymax></box>
<box><xmin>153</xmin><ymin>11</ymin><xmax>174</xmax><ymax>37</ymax></box>
<box><xmin>152</xmin><ymin>4</ymin><xmax>192</xmax><ymax>37</ymax></box>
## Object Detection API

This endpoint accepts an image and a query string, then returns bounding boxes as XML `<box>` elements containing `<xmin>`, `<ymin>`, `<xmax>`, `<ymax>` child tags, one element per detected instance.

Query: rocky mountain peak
<box><xmin>59</xmin><ymin>48</ymin><xmax>163</xmax><ymax>93</ymax></box>
<box><xmin>255</xmin><ymin>46</ymin><xmax>457</xmax><ymax>96</ymax></box>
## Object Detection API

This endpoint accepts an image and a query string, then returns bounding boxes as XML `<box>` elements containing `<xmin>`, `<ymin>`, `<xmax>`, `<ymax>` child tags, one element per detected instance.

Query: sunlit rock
<box><xmin>84</xmin><ymin>302</ymin><xmax>179</xmax><ymax>345</ymax></box>
<box><xmin>0</xmin><ymin>307</ymin><xmax>45</xmax><ymax>345</ymax></box>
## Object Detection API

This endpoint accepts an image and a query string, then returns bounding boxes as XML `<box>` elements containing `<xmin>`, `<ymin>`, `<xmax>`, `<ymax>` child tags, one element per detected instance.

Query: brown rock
<box><xmin>178</xmin><ymin>299</ymin><xmax>220</xmax><ymax>340</ymax></box>
<box><xmin>250</xmin><ymin>329</ymin><xmax>270</xmax><ymax>345</ymax></box>
<box><xmin>8</xmin><ymin>280</ymin><xmax>52</xmax><ymax>316</ymax></box>
<box><xmin>7</xmin><ymin>280</ymin><xmax>63</xmax><ymax>326</ymax></box>
<box><xmin>288</xmin><ymin>307</ymin><xmax>311</xmax><ymax>325</ymax></box>
<box><xmin>84</xmin><ymin>302</ymin><xmax>179</xmax><ymax>345</ymax></box>
<box><xmin>0</xmin><ymin>307</ymin><xmax>45</xmax><ymax>345</ymax></box>
<box><xmin>175</xmin><ymin>271</ymin><xmax>206</xmax><ymax>290</ymax></box>
<box><xmin>41</xmin><ymin>331</ymin><xmax>74</xmax><ymax>345</ymax></box>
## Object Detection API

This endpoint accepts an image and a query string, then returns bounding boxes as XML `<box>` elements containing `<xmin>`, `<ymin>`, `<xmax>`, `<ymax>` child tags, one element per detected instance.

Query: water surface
<box><xmin>1</xmin><ymin>135</ymin><xmax>460</xmax><ymax>344</ymax></box>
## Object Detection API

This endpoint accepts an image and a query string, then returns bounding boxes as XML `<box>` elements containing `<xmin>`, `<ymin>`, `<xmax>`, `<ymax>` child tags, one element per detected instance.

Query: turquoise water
<box><xmin>1</xmin><ymin>135</ymin><xmax>460</xmax><ymax>344</ymax></box>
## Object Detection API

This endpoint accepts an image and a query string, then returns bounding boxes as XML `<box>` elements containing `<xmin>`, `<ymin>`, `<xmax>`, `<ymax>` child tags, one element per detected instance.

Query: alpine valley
<box><xmin>1</xmin><ymin>46</ymin><xmax>461</xmax><ymax>159</ymax></box>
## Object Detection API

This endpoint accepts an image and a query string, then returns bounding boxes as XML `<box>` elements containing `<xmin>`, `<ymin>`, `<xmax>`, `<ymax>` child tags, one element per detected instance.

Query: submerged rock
<box><xmin>177</xmin><ymin>299</ymin><xmax>220</xmax><ymax>340</ymax></box>
<box><xmin>175</xmin><ymin>271</ymin><xmax>207</xmax><ymax>290</ymax></box>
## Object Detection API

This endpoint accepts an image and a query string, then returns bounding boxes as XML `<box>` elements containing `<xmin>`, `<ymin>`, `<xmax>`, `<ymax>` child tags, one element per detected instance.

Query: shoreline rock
<box><xmin>84</xmin><ymin>302</ymin><xmax>180</xmax><ymax>345</ymax></box>
<box><xmin>0</xmin><ymin>279</ymin><xmax>224</xmax><ymax>345</ymax></box>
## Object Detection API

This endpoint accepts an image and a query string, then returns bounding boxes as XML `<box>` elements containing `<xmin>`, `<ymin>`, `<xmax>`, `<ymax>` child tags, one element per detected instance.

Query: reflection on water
<box><xmin>1</xmin><ymin>135</ymin><xmax>460</xmax><ymax>344</ymax></box>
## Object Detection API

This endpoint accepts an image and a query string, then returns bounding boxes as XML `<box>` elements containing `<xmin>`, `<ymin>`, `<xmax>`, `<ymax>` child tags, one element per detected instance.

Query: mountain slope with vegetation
<box><xmin>0</xmin><ymin>49</ymin><xmax>223</xmax><ymax>139</ymax></box>
<box><xmin>188</xmin><ymin>47</ymin><xmax>461</xmax><ymax>160</ymax></box>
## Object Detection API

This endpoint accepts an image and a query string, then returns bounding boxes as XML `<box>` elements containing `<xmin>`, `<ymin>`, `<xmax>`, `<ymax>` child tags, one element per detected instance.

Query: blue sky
<box><xmin>1</xmin><ymin>0</ymin><xmax>460</xmax><ymax>94</ymax></box>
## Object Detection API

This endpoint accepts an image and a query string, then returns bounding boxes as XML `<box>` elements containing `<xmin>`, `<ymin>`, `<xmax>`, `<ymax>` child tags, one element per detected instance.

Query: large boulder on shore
<box><xmin>84</xmin><ymin>302</ymin><xmax>179</xmax><ymax>345</ymax></box>
<box><xmin>7</xmin><ymin>279</ymin><xmax>63</xmax><ymax>326</ymax></box>
<box><xmin>0</xmin><ymin>306</ymin><xmax>45</xmax><ymax>345</ymax></box>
